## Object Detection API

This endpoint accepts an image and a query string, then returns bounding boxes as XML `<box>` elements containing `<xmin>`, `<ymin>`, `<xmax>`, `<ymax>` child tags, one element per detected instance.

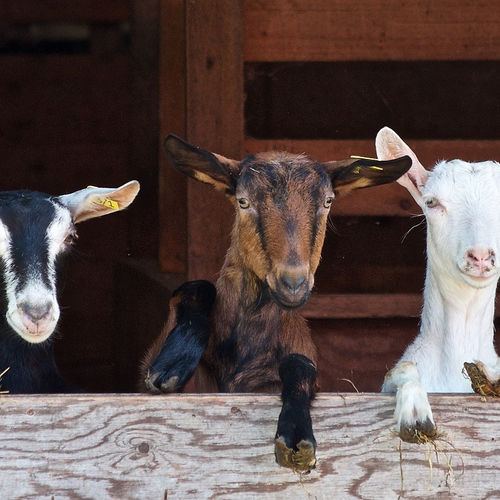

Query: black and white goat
<box><xmin>0</xmin><ymin>181</ymin><xmax>140</xmax><ymax>394</ymax></box>
<box><xmin>377</xmin><ymin>126</ymin><xmax>500</xmax><ymax>441</ymax></box>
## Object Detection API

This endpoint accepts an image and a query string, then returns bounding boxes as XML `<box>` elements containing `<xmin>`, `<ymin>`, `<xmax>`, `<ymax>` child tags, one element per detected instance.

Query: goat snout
<box><xmin>281</xmin><ymin>273</ymin><xmax>307</xmax><ymax>295</ymax></box>
<box><xmin>11</xmin><ymin>300</ymin><xmax>57</xmax><ymax>342</ymax></box>
<box><xmin>21</xmin><ymin>301</ymin><xmax>52</xmax><ymax>325</ymax></box>
<box><xmin>270</xmin><ymin>266</ymin><xmax>311</xmax><ymax>309</ymax></box>
<box><xmin>464</xmin><ymin>247</ymin><xmax>496</xmax><ymax>275</ymax></box>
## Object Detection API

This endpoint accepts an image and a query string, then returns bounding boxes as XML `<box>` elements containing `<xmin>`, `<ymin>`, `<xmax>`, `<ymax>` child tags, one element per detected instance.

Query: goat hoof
<box><xmin>464</xmin><ymin>362</ymin><xmax>500</xmax><ymax>397</ymax></box>
<box><xmin>274</xmin><ymin>436</ymin><xmax>316</xmax><ymax>473</ymax></box>
<box><xmin>145</xmin><ymin>370</ymin><xmax>179</xmax><ymax>394</ymax></box>
<box><xmin>399</xmin><ymin>418</ymin><xmax>437</xmax><ymax>443</ymax></box>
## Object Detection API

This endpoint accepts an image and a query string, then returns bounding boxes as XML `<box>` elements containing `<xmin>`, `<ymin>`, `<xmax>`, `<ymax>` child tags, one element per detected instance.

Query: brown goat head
<box><xmin>164</xmin><ymin>135</ymin><xmax>411</xmax><ymax>309</ymax></box>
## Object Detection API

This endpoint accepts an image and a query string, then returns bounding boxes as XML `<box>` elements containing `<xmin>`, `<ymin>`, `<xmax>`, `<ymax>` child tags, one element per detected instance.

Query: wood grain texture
<box><xmin>244</xmin><ymin>0</ymin><xmax>500</xmax><ymax>62</ymax></box>
<box><xmin>0</xmin><ymin>393</ymin><xmax>499</xmax><ymax>499</ymax></box>
<box><xmin>301</xmin><ymin>294</ymin><xmax>422</xmax><ymax>319</ymax></box>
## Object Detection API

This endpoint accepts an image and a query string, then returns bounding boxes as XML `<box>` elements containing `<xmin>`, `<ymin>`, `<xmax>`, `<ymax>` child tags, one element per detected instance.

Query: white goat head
<box><xmin>376</xmin><ymin>127</ymin><xmax>500</xmax><ymax>442</ymax></box>
<box><xmin>377</xmin><ymin>127</ymin><xmax>500</xmax><ymax>290</ymax></box>
<box><xmin>0</xmin><ymin>181</ymin><xmax>140</xmax><ymax>344</ymax></box>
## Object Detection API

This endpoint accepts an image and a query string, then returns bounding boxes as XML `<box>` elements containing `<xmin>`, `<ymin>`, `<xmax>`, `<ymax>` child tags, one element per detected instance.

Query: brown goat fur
<box><xmin>142</xmin><ymin>135</ymin><xmax>412</xmax><ymax>471</ymax></box>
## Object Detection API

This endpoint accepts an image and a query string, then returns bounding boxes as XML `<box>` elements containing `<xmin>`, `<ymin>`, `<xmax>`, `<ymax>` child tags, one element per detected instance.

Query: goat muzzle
<box><xmin>268</xmin><ymin>267</ymin><xmax>311</xmax><ymax>310</ymax></box>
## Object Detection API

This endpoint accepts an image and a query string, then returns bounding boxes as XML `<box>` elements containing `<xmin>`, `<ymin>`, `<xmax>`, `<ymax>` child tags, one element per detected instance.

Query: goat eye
<box><xmin>425</xmin><ymin>197</ymin><xmax>439</xmax><ymax>209</ymax></box>
<box><xmin>324</xmin><ymin>196</ymin><xmax>334</xmax><ymax>209</ymax></box>
<box><xmin>64</xmin><ymin>232</ymin><xmax>78</xmax><ymax>245</ymax></box>
<box><xmin>238</xmin><ymin>198</ymin><xmax>250</xmax><ymax>209</ymax></box>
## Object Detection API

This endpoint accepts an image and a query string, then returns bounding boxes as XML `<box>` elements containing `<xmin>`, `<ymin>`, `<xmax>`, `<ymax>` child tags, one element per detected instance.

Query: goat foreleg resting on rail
<box><xmin>275</xmin><ymin>353</ymin><xmax>318</xmax><ymax>473</ymax></box>
<box><xmin>382</xmin><ymin>361</ymin><xmax>437</xmax><ymax>442</ymax></box>
<box><xmin>143</xmin><ymin>280</ymin><xmax>216</xmax><ymax>393</ymax></box>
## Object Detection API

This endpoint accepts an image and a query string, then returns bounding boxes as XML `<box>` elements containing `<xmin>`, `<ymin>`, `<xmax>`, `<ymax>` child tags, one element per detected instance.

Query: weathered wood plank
<box><xmin>0</xmin><ymin>393</ymin><xmax>499</xmax><ymax>499</ymax></box>
<box><xmin>302</xmin><ymin>293</ymin><xmax>500</xmax><ymax>319</ymax></box>
<box><xmin>244</xmin><ymin>0</ymin><xmax>500</xmax><ymax>61</ymax></box>
<box><xmin>301</xmin><ymin>293</ymin><xmax>422</xmax><ymax>319</ymax></box>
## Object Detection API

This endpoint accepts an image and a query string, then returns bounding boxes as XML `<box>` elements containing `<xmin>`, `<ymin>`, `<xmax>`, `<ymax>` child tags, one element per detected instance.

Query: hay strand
<box><xmin>0</xmin><ymin>367</ymin><xmax>10</xmax><ymax>394</ymax></box>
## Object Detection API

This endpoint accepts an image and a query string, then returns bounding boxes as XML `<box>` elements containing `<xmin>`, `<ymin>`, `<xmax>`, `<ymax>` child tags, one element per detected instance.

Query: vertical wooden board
<box><xmin>158</xmin><ymin>0</ymin><xmax>188</xmax><ymax>273</ymax></box>
<box><xmin>129</xmin><ymin>0</ymin><xmax>160</xmax><ymax>260</ymax></box>
<box><xmin>185</xmin><ymin>0</ymin><xmax>244</xmax><ymax>281</ymax></box>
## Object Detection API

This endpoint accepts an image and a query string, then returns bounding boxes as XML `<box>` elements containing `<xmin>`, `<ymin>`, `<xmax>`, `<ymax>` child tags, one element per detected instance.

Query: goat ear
<box><xmin>163</xmin><ymin>134</ymin><xmax>240</xmax><ymax>196</ymax></box>
<box><xmin>375</xmin><ymin>126</ymin><xmax>429</xmax><ymax>204</ymax></box>
<box><xmin>58</xmin><ymin>180</ymin><xmax>140</xmax><ymax>224</ymax></box>
<box><xmin>325</xmin><ymin>156</ymin><xmax>412</xmax><ymax>196</ymax></box>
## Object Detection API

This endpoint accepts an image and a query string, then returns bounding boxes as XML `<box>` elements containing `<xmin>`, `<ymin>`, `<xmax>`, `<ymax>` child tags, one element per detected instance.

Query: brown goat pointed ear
<box><xmin>325</xmin><ymin>156</ymin><xmax>413</xmax><ymax>196</ymax></box>
<box><xmin>163</xmin><ymin>134</ymin><xmax>240</xmax><ymax>196</ymax></box>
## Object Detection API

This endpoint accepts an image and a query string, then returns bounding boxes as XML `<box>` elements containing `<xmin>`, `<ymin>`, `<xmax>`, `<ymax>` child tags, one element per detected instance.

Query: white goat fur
<box><xmin>377</xmin><ymin>127</ymin><xmax>500</xmax><ymax>438</ymax></box>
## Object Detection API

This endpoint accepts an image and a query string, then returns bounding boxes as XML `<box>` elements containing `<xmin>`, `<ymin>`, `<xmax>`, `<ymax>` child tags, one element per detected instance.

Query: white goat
<box><xmin>377</xmin><ymin>126</ymin><xmax>500</xmax><ymax>441</ymax></box>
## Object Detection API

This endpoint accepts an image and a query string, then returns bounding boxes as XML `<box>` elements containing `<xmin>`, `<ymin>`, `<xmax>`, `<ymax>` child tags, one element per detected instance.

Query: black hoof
<box><xmin>275</xmin><ymin>436</ymin><xmax>316</xmax><ymax>473</ymax></box>
<box><xmin>145</xmin><ymin>280</ymin><xmax>216</xmax><ymax>393</ymax></box>
<box><xmin>275</xmin><ymin>353</ymin><xmax>318</xmax><ymax>472</ymax></box>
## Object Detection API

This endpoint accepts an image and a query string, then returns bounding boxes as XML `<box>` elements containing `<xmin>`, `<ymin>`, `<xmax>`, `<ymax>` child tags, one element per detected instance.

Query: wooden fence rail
<box><xmin>0</xmin><ymin>393</ymin><xmax>499</xmax><ymax>499</ymax></box>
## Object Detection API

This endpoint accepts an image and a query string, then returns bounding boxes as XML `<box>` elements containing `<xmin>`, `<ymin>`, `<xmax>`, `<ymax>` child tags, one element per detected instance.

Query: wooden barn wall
<box><xmin>2</xmin><ymin>0</ymin><xmax>500</xmax><ymax>394</ymax></box>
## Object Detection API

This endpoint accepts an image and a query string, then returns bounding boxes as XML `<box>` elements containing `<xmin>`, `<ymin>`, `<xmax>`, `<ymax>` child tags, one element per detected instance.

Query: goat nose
<box><xmin>21</xmin><ymin>302</ymin><xmax>52</xmax><ymax>323</ymax></box>
<box><xmin>466</xmin><ymin>247</ymin><xmax>496</xmax><ymax>270</ymax></box>
<box><xmin>281</xmin><ymin>273</ymin><xmax>307</xmax><ymax>295</ymax></box>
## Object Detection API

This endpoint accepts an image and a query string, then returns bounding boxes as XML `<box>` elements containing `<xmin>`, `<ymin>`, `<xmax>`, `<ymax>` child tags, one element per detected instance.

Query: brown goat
<box><xmin>142</xmin><ymin>135</ymin><xmax>411</xmax><ymax>472</ymax></box>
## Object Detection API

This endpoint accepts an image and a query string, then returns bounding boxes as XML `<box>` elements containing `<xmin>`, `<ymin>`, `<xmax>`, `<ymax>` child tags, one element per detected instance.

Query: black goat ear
<box><xmin>163</xmin><ymin>134</ymin><xmax>240</xmax><ymax>196</ymax></box>
<box><xmin>325</xmin><ymin>156</ymin><xmax>412</xmax><ymax>196</ymax></box>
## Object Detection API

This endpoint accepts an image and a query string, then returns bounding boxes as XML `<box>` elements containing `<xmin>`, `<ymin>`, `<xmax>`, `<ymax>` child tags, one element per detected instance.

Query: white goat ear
<box><xmin>375</xmin><ymin>127</ymin><xmax>429</xmax><ymax>204</ymax></box>
<box><xmin>58</xmin><ymin>180</ymin><xmax>140</xmax><ymax>223</ymax></box>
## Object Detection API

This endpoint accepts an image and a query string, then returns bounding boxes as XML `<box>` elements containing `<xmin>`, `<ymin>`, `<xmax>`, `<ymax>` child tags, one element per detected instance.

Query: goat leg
<box><xmin>275</xmin><ymin>353</ymin><xmax>318</xmax><ymax>473</ymax></box>
<box><xmin>143</xmin><ymin>280</ymin><xmax>215</xmax><ymax>393</ymax></box>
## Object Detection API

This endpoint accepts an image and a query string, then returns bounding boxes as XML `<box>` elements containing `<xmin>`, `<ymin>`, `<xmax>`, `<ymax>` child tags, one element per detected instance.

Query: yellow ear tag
<box><xmin>86</xmin><ymin>186</ymin><xmax>119</xmax><ymax>210</ymax></box>
<box><xmin>96</xmin><ymin>198</ymin><xmax>120</xmax><ymax>210</ymax></box>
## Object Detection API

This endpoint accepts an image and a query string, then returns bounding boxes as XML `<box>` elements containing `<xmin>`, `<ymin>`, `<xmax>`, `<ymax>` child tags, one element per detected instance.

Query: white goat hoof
<box><xmin>396</xmin><ymin>380</ymin><xmax>436</xmax><ymax>442</ymax></box>
<box><xmin>399</xmin><ymin>417</ymin><xmax>437</xmax><ymax>443</ymax></box>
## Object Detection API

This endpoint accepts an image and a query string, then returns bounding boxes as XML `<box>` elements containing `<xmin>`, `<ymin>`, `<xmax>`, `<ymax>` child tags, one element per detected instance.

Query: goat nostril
<box><xmin>466</xmin><ymin>248</ymin><xmax>496</xmax><ymax>267</ymax></box>
<box><xmin>467</xmin><ymin>251</ymin><xmax>478</xmax><ymax>262</ymax></box>
<box><xmin>282</xmin><ymin>274</ymin><xmax>306</xmax><ymax>294</ymax></box>
<box><xmin>21</xmin><ymin>302</ymin><xmax>51</xmax><ymax>323</ymax></box>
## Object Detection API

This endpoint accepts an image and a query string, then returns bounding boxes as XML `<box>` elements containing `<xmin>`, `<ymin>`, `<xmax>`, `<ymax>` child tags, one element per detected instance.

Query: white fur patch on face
<box><xmin>1</xmin><ymin>203</ymin><xmax>73</xmax><ymax>344</ymax></box>
<box><xmin>424</xmin><ymin>160</ymin><xmax>500</xmax><ymax>288</ymax></box>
